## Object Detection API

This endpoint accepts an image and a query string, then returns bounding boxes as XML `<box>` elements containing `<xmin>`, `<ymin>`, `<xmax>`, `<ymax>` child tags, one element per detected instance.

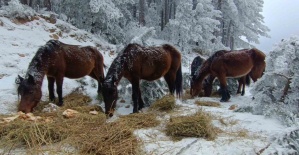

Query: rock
<box><xmin>229</xmin><ymin>104</ymin><xmax>238</xmax><ymax>110</ymax></box>
<box><xmin>2</xmin><ymin>115</ymin><xmax>19</xmax><ymax>123</ymax></box>
<box><xmin>62</xmin><ymin>109</ymin><xmax>79</xmax><ymax>118</ymax></box>
<box><xmin>89</xmin><ymin>110</ymin><xmax>98</xmax><ymax>115</ymax></box>
<box><xmin>42</xmin><ymin>103</ymin><xmax>59</xmax><ymax>112</ymax></box>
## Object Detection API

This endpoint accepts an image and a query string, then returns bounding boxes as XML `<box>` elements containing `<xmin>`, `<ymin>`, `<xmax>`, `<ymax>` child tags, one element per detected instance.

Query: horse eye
<box><xmin>29</xmin><ymin>91</ymin><xmax>34</xmax><ymax>94</ymax></box>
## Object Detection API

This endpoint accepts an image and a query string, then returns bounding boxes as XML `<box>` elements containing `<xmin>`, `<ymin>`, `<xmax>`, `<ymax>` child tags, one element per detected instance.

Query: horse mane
<box><xmin>27</xmin><ymin>40</ymin><xmax>61</xmax><ymax>79</ymax></box>
<box><xmin>105</xmin><ymin>44</ymin><xmax>138</xmax><ymax>83</ymax></box>
<box><xmin>191</xmin><ymin>56</ymin><xmax>205</xmax><ymax>79</ymax></box>
<box><xmin>161</xmin><ymin>44</ymin><xmax>178</xmax><ymax>53</ymax></box>
<box><xmin>249</xmin><ymin>48</ymin><xmax>266</xmax><ymax>62</ymax></box>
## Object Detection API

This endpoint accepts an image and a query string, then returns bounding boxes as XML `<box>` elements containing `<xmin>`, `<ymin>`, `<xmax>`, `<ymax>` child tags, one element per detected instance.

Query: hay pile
<box><xmin>118</xmin><ymin>112</ymin><xmax>160</xmax><ymax>129</ymax></box>
<box><xmin>150</xmin><ymin>95</ymin><xmax>176</xmax><ymax>112</ymax></box>
<box><xmin>0</xmin><ymin>92</ymin><xmax>144</xmax><ymax>154</ymax></box>
<box><xmin>165</xmin><ymin>111</ymin><xmax>218</xmax><ymax>141</ymax></box>
<box><xmin>195</xmin><ymin>100</ymin><xmax>220</xmax><ymax>107</ymax></box>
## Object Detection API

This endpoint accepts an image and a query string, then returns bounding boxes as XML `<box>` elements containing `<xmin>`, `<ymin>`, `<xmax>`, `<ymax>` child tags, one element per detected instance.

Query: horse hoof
<box><xmin>57</xmin><ymin>102</ymin><xmax>63</xmax><ymax>106</ymax></box>
<box><xmin>220</xmin><ymin>99</ymin><xmax>228</xmax><ymax>102</ymax></box>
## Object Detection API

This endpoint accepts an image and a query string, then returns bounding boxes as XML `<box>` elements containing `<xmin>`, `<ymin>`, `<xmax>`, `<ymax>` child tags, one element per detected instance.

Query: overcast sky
<box><xmin>253</xmin><ymin>0</ymin><xmax>299</xmax><ymax>53</ymax></box>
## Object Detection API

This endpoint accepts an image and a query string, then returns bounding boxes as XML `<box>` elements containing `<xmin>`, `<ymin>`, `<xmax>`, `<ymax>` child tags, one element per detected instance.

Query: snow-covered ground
<box><xmin>0</xmin><ymin>15</ymin><xmax>296</xmax><ymax>154</ymax></box>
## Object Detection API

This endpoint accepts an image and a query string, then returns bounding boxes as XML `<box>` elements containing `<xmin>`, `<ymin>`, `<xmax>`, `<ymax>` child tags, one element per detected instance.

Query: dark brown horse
<box><xmin>102</xmin><ymin>43</ymin><xmax>183</xmax><ymax>117</ymax></box>
<box><xmin>190</xmin><ymin>48</ymin><xmax>266</xmax><ymax>102</ymax></box>
<box><xmin>16</xmin><ymin>40</ymin><xmax>105</xmax><ymax>113</ymax></box>
<box><xmin>191</xmin><ymin>54</ymin><xmax>250</xmax><ymax>97</ymax></box>
<box><xmin>203</xmin><ymin>73</ymin><xmax>251</xmax><ymax>97</ymax></box>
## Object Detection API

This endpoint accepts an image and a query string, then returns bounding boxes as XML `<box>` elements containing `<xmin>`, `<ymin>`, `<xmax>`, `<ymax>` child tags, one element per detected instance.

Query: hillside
<box><xmin>0</xmin><ymin>13</ymin><xmax>297</xmax><ymax>155</ymax></box>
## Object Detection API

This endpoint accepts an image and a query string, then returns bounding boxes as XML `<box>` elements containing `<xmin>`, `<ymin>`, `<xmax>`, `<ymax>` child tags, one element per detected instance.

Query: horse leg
<box><xmin>164</xmin><ymin>71</ymin><xmax>176</xmax><ymax>95</ymax></box>
<box><xmin>131</xmin><ymin>78</ymin><xmax>140</xmax><ymax>113</ymax></box>
<box><xmin>218</xmin><ymin>75</ymin><xmax>230</xmax><ymax>102</ymax></box>
<box><xmin>241</xmin><ymin>79</ymin><xmax>245</xmax><ymax>96</ymax></box>
<box><xmin>55</xmin><ymin>76</ymin><xmax>64</xmax><ymax>106</ymax></box>
<box><xmin>237</xmin><ymin>79</ymin><xmax>242</xmax><ymax>94</ymax></box>
<box><xmin>47</xmin><ymin>76</ymin><xmax>56</xmax><ymax>102</ymax></box>
<box><xmin>203</xmin><ymin>75</ymin><xmax>215</xmax><ymax>97</ymax></box>
<box><xmin>237</xmin><ymin>76</ymin><xmax>246</xmax><ymax>96</ymax></box>
<box><xmin>138</xmin><ymin>87</ymin><xmax>144</xmax><ymax>110</ymax></box>
<box><xmin>89</xmin><ymin>72</ymin><xmax>102</xmax><ymax>94</ymax></box>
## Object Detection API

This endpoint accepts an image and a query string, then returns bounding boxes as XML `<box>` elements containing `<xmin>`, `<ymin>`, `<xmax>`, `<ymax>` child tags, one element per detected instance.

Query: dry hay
<box><xmin>118</xmin><ymin>112</ymin><xmax>160</xmax><ymax>129</ymax></box>
<box><xmin>195</xmin><ymin>100</ymin><xmax>220</xmax><ymax>107</ymax></box>
<box><xmin>165</xmin><ymin>111</ymin><xmax>218</xmax><ymax>141</ymax></box>
<box><xmin>33</xmin><ymin>91</ymin><xmax>101</xmax><ymax>113</ymax></box>
<box><xmin>182</xmin><ymin>89</ymin><xmax>205</xmax><ymax>100</ymax></box>
<box><xmin>150</xmin><ymin>95</ymin><xmax>176</xmax><ymax>112</ymax></box>
<box><xmin>182</xmin><ymin>89</ymin><xmax>192</xmax><ymax>100</ymax></box>
<box><xmin>0</xmin><ymin>92</ymin><xmax>143</xmax><ymax>154</ymax></box>
<box><xmin>69</xmin><ymin>121</ymin><xmax>140</xmax><ymax>155</ymax></box>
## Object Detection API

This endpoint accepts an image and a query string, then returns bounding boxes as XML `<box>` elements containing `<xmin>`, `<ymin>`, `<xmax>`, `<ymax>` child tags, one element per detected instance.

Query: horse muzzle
<box><xmin>105</xmin><ymin>109</ymin><xmax>115</xmax><ymax>118</ymax></box>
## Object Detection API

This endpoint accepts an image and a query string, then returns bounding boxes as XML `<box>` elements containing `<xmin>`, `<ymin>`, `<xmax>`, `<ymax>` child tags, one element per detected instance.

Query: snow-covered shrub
<box><xmin>0</xmin><ymin>0</ymin><xmax>36</xmax><ymax>19</ymax></box>
<box><xmin>140</xmin><ymin>80</ymin><xmax>168</xmax><ymax>106</ymax></box>
<box><xmin>264</xmin><ymin>129</ymin><xmax>299</xmax><ymax>154</ymax></box>
<box><xmin>251</xmin><ymin>36</ymin><xmax>299</xmax><ymax>126</ymax></box>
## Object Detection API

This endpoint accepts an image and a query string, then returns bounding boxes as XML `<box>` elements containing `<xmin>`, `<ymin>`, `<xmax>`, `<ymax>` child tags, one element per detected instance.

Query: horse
<box><xmin>16</xmin><ymin>40</ymin><xmax>105</xmax><ymax>113</ymax></box>
<box><xmin>203</xmin><ymin>73</ymin><xmax>251</xmax><ymax>97</ymax></box>
<box><xmin>190</xmin><ymin>54</ymin><xmax>250</xmax><ymax>97</ymax></box>
<box><xmin>102</xmin><ymin>43</ymin><xmax>183</xmax><ymax>117</ymax></box>
<box><xmin>190</xmin><ymin>48</ymin><xmax>266</xmax><ymax>102</ymax></box>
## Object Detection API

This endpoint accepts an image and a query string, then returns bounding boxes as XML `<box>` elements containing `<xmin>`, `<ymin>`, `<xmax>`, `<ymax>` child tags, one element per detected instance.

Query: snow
<box><xmin>0</xmin><ymin>15</ymin><xmax>296</xmax><ymax>154</ymax></box>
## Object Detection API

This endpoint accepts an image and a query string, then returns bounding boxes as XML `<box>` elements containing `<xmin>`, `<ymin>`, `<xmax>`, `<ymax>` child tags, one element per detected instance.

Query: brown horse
<box><xmin>16</xmin><ymin>40</ymin><xmax>105</xmax><ymax>113</ymax></box>
<box><xmin>191</xmin><ymin>54</ymin><xmax>250</xmax><ymax>97</ymax></box>
<box><xmin>102</xmin><ymin>43</ymin><xmax>183</xmax><ymax>117</ymax></box>
<box><xmin>203</xmin><ymin>74</ymin><xmax>251</xmax><ymax>97</ymax></box>
<box><xmin>190</xmin><ymin>48</ymin><xmax>265</xmax><ymax>102</ymax></box>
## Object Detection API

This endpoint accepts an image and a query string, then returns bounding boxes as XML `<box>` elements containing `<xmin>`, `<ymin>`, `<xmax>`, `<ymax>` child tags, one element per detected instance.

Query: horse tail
<box><xmin>175</xmin><ymin>64</ymin><xmax>183</xmax><ymax>98</ymax></box>
<box><xmin>245</xmin><ymin>74</ymin><xmax>251</xmax><ymax>86</ymax></box>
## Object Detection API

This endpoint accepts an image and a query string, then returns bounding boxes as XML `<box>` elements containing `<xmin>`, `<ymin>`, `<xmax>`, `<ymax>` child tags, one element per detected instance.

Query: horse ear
<box><xmin>15</xmin><ymin>75</ymin><xmax>24</xmax><ymax>84</ymax></box>
<box><xmin>28</xmin><ymin>74</ymin><xmax>35</xmax><ymax>84</ymax></box>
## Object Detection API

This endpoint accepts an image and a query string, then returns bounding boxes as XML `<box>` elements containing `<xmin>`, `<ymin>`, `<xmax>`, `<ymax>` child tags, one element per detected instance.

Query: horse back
<box><xmin>122</xmin><ymin>44</ymin><xmax>180</xmax><ymax>81</ymax></box>
<box><xmin>211</xmin><ymin>50</ymin><xmax>254</xmax><ymax>77</ymax></box>
<box><xmin>47</xmin><ymin>43</ymin><xmax>102</xmax><ymax>78</ymax></box>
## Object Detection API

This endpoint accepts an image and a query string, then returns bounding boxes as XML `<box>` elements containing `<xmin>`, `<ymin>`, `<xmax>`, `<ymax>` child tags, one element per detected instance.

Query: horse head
<box><xmin>250</xmin><ymin>62</ymin><xmax>266</xmax><ymax>82</ymax></box>
<box><xmin>16</xmin><ymin>74</ymin><xmax>41</xmax><ymax>113</ymax></box>
<box><xmin>102</xmin><ymin>78</ymin><xmax>118</xmax><ymax>117</ymax></box>
<box><xmin>249</xmin><ymin>48</ymin><xmax>266</xmax><ymax>82</ymax></box>
<box><xmin>190</xmin><ymin>77</ymin><xmax>202</xmax><ymax>97</ymax></box>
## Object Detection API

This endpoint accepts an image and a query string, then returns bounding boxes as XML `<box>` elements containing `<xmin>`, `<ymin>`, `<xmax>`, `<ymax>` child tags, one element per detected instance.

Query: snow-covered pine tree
<box><xmin>160</xmin><ymin>0</ymin><xmax>223</xmax><ymax>53</ymax></box>
<box><xmin>251</xmin><ymin>36</ymin><xmax>299</xmax><ymax>126</ymax></box>
<box><xmin>213</xmin><ymin>0</ymin><xmax>270</xmax><ymax>49</ymax></box>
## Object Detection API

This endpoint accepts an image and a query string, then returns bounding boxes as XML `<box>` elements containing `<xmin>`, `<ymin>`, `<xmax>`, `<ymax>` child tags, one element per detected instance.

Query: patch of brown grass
<box><xmin>165</xmin><ymin>111</ymin><xmax>218</xmax><ymax>141</ymax></box>
<box><xmin>150</xmin><ymin>95</ymin><xmax>176</xmax><ymax>112</ymax></box>
<box><xmin>195</xmin><ymin>100</ymin><xmax>220</xmax><ymax>107</ymax></box>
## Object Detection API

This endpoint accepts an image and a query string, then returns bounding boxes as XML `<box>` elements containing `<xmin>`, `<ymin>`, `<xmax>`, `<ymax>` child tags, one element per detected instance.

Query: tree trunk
<box><xmin>226</xmin><ymin>20</ymin><xmax>232</xmax><ymax>48</ymax></box>
<box><xmin>44</xmin><ymin>0</ymin><xmax>51</xmax><ymax>11</ymax></box>
<box><xmin>161</xmin><ymin>9</ymin><xmax>164</xmax><ymax>30</ymax></box>
<box><xmin>164</xmin><ymin>0</ymin><xmax>169</xmax><ymax>25</ymax></box>
<box><xmin>139</xmin><ymin>0</ymin><xmax>146</xmax><ymax>26</ymax></box>
<box><xmin>192</xmin><ymin>0</ymin><xmax>197</xmax><ymax>10</ymax></box>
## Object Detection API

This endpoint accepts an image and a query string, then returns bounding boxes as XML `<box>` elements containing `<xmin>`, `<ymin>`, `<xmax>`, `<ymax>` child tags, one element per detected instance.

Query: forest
<box><xmin>0</xmin><ymin>0</ymin><xmax>298</xmax><ymax>154</ymax></box>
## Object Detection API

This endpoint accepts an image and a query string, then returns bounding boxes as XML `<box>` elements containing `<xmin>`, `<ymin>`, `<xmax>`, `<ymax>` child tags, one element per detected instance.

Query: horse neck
<box><xmin>26</xmin><ymin>53</ymin><xmax>50</xmax><ymax>86</ymax></box>
<box><xmin>105</xmin><ymin>55</ymin><xmax>124</xmax><ymax>85</ymax></box>
<box><xmin>195</xmin><ymin>62</ymin><xmax>211</xmax><ymax>86</ymax></box>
